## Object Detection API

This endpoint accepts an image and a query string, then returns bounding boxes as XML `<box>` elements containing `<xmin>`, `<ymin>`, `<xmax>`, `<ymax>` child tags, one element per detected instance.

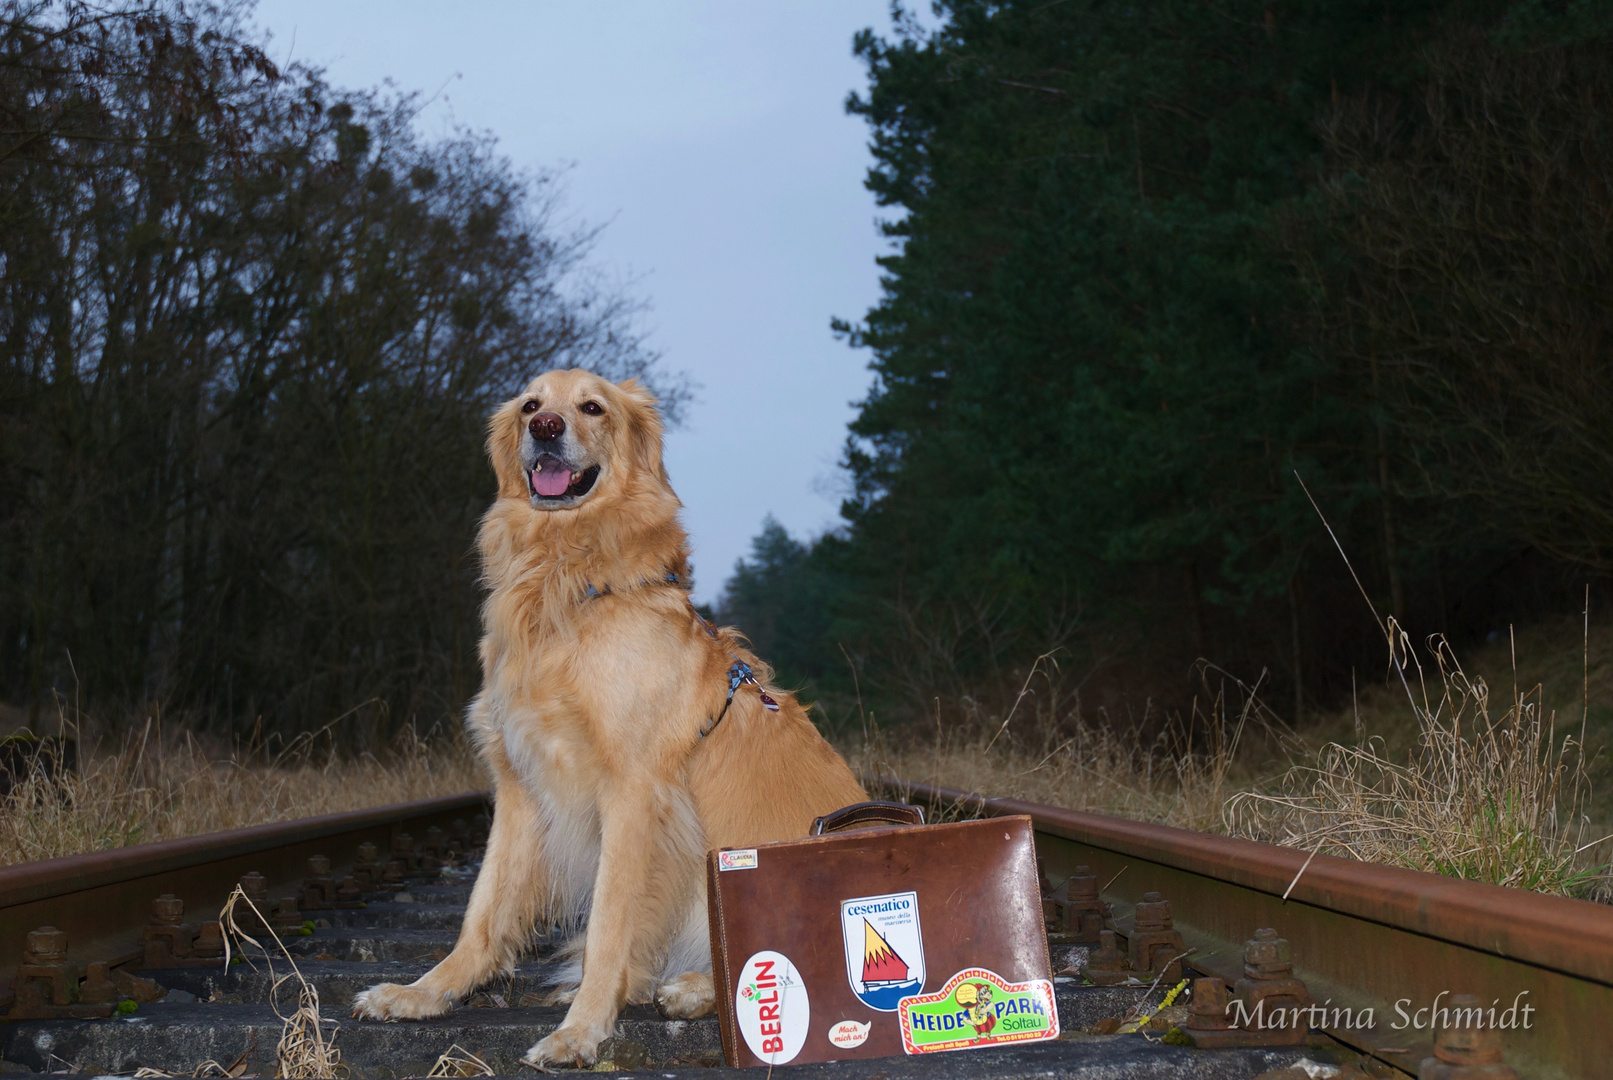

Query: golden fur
<box><xmin>353</xmin><ymin>369</ymin><xmax>866</xmax><ymax>1066</ymax></box>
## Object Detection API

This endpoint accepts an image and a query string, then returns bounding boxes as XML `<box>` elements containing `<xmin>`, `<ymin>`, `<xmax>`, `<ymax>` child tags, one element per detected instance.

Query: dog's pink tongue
<box><xmin>532</xmin><ymin>461</ymin><xmax>572</xmax><ymax>497</ymax></box>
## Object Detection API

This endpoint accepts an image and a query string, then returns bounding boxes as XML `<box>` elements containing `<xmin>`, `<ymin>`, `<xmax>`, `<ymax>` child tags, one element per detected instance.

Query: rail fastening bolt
<box><xmin>1068</xmin><ymin>865</ymin><xmax>1099</xmax><ymax>903</ymax></box>
<box><xmin>23</xmin><ymin>926</ymin><xmax>67</xmax><ymax>964</ymax></box>
<box><xmin>193</xmin><ymin>921</ymin><xmax>226</xmax><ymax>958</ymax></box>
<box><xmin>1133</xmin><ymin>891</ymin><xmax>1172</xmax><ymax>931</ymax></box>
<box><xmin>239</xmin><ymin>871</ymin><xmax>268</xmax><ymax>904</ymax></box>
<box><xmin>1187</xmin><ymin>977</ymin><xmax>1233</xmax><ymax>1031</ymax></box>
<box><xmin>1243</xmin><ymin>927</ymin><xmax>1293</xmax><ymax>978</ymax></box>
<box><xmin>1421</xmin><ymin>993</ymin><xmax>1519</xmax><ymax>1079</ymax></box>
<box><xmin>1082</xmin><ymin>929</ymin><xmax>1132</xmax><ymax>986</ymax></box>
<box><xmin>150</xmin><ymin>893</ymin><xmax>185</xmax><ymax>925</ymax></box>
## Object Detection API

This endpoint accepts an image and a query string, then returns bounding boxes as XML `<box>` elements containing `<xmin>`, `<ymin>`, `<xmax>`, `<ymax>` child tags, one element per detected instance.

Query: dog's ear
<box><xmin>616</xmin><ymin>377</ymin><xmax>668</xmax><ymax>485</ymax></box>
<box><xmin>487</xmin><ymin>396</ymin><xmax>529</xmax><ymax>500</ymax></box>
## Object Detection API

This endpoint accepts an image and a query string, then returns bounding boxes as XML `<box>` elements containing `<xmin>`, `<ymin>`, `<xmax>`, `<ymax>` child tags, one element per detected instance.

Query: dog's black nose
<box><xmin>528</xmin><ymin>412</ymin><xmax>565</xmax><ymax>441</ymax></box>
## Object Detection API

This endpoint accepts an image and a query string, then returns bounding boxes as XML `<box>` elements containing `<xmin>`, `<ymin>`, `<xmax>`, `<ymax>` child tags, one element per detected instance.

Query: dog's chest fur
<box><xmin>484</xmin><ymin>633</ymin><xmax>605</xmax><ymax>922</ymax></box>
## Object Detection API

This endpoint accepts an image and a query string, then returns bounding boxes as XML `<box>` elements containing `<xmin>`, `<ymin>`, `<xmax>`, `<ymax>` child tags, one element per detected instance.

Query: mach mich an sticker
<box><xmin>840</xmin><ymin>891</ymin><xmax>924</xmax><ymax>1011</ymax></box>
<box><xmin>897</xmin><ymin>968</ymin><xmax>1058</xmax><ymax>1055</ymax></box>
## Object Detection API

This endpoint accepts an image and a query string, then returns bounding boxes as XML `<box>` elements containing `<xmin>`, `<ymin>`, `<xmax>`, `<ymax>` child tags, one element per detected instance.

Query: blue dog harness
<box><xmin>582</xmin><ymin>570</ymin><xmax>682</xmax><ymax>599</ymax></box>
<box><xmin>700</xmin><ymin>645</ymin><xmax>780</xmax><ymax>739</ymax></box>
<box><xmin>694</xmin><ymin>605</ymin><xmax>779</xmax><ymax>737</ymax></box>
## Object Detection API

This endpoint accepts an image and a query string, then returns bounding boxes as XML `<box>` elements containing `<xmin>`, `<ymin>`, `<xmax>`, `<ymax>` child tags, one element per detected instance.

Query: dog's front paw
<box><xmin>524</xmin><ymin>1023</ymin><xmax>609</xmax><ymax>1068</ymax></box>
<box><xmin>654</xmin><ymin>972</ymin><xmax>714</xmax><ymax>1019</ymax></box>
<box><xmin>351</xmin><ymin>981</ymin><xmax>453</xmax><ymax>1020</ymax></box>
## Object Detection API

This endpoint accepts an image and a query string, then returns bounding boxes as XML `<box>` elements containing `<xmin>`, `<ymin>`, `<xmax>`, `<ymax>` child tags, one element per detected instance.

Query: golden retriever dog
<box><xmin>353</xmin><ymin>369</ymin><xmax>866</xmax><ymax>1066</ymax></box>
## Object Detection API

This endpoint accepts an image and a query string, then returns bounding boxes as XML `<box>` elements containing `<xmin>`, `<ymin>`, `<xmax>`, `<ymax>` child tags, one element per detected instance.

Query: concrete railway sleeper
<box><xmin>0</xmin><ymin>786</ymin><xmax>1601</xmax><ymax>1078</ymax></box>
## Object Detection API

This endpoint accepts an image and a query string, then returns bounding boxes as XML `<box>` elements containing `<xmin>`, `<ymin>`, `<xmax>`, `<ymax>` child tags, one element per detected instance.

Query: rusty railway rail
<box><xmin>876</xmin><ymin>778</ymin><xmax>1613</xmax><ymax>1080</ymax></box>
<box><xmin>0</xmin><ymin>782</ymin><xmax>1605</xmax><ymax>1077</ymax></box>
<box><xmin>0</xmin><ymin>792</ymin><xmax>489</xmax><ymax>988</ymax></box>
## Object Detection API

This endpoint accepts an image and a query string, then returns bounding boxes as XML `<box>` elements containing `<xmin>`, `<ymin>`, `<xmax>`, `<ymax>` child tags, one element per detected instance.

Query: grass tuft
<box><xmin>425</xmin><ymin>1045</ymin><xmax>495</xmax><ymax>1078</ymax></box>
<box><xmin>1226</xmin><ymin>624</ymin><xmax>1609</xmax><ymax>899</ymax></box>
<box><xmin>221</xmin><ymin>886</ymin><xmax>345</xmax><ymax>1080</ymax></box>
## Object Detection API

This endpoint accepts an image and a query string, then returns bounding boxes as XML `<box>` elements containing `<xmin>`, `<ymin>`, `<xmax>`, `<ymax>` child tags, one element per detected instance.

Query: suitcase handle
<box><xmin>811</xmin><ymin>799</ymin><xmax>925</xmax><ymax>835</ymax></box>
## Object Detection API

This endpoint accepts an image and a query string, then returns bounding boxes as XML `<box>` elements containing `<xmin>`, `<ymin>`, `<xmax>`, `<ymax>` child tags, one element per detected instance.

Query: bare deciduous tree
<box><xmin>0</xmin><ymin>1</ymin><xmax>677</xmax><ymax>737</ymax></box>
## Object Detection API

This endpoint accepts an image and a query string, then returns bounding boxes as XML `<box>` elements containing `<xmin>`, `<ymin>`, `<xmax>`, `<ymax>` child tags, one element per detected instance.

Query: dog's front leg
<box><xmin>354</xmin><ymin>772</ymin><xmax>546</xmax><ymax>1020</ymax></box>
<box><xmin>525</xmin><ymin>782</ymin><xmax>698</xmax><ymax>1067</ymax></box>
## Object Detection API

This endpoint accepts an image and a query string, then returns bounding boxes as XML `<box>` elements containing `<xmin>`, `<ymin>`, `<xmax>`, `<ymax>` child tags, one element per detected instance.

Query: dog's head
<box><xmin>488</xmin><ymin>369</ymin><xmax>671</xmax><ymax>514</ymax></box>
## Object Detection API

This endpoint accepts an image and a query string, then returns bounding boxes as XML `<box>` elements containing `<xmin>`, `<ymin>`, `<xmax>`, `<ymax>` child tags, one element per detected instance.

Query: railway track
<box><xmin>0</xmin><ymin>783</ymin><xmax>1604</xmax><ymax>1078</ymax></box>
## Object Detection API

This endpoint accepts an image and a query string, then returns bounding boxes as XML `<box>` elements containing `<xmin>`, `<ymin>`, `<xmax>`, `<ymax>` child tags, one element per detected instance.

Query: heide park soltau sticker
<box><xmin>717</xmin><ymin>848</ymin><xmax>757</xmax><ymax>871</ymax></box>
<box><xmin>897</xmin><ymin>968</ymin><xmax>1059</xmax><ymax>1055</ymax></box>
<box><xmin>840</xmin><ymin>891</ymin><xmax>925</xmax><ymax>1011</ymax></box>
<box><xmin>734</xmin><ymin>951</ymin><xmax>809</xmax><ymax>1064</ymax></box>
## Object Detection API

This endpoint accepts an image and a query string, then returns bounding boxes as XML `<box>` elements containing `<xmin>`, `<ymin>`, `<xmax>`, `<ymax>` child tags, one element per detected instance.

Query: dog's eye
<box><xmin>581</xmin><ymin>401</ymin><xmax>603</xmax><ymax>416</ymax></box>
<box><xmin>521</xmin><ymin>399</ymin><xmax>539</xmax><ymax>414</ymax></box>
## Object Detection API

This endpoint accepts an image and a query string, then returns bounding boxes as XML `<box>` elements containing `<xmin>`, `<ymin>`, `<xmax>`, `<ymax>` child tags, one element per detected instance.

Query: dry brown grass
<box><xmin>424</xmin><ymin>1046</ymin><xmax>495</xmax><ymax>1078</ymax></box>
<box><xmin>1301</xmin><ymin>613</ymin><xmax>1613</xmax><ymax>820</ymax></box>
<box><xmin>1228</xmin><ymin>622</ymin><xmax>1608</xmax><ymax>899</ymax></box>
<box><xmin>851</xmin><ymin>654</ymin><xmax>1289</xmax><ymax>834</ymax></box>
<box><xmin>0</xmin><ymin>709</ymin><xmax>485</xmax><ymax>867</ymax></box>
<box><xmin>6</xmin><ymin>616</ymin><xmax>1606</xmax><ymax>903</ymax></box>
<box><xmin>856</xmin><ymin>624</ymin><xmax>1612</xmax><ymax>901</ymax></box>
<box><xmin>221</xmin><ymin>886</ymin><xmax>344</xmax><ymax>1080</ymax></box>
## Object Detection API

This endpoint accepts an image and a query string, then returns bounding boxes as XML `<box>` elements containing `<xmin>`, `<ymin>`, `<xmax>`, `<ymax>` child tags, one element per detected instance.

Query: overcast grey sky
<box><xmin>250</xmin><ymin>1</ymin><xmax>908</xmax><ymax>601</ymax></box>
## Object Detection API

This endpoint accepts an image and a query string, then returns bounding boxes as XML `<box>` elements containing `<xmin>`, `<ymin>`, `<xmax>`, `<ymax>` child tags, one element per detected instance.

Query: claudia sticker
<box><xmin>734</xmin><ymin>950</ymin><xmax>809</xmax><ymax>1064</ymax></box>
<box><xmin>841</xmin><ymin>891</ymin><xmax>925</xmax><ymax>1011</ymax></box>
<box><xmin>717</xmin><ymin>849</ymin><xmax>757</xmax><ymax>871</ymax></box>
<box><xmin>897</xmin><ymin>967</ymin><xmax>1058</xmax><ymax>1055</ymax></box>
<box><xmin>826</xmin><ymin>1019</ymin><xmax>870</xmax><ymax>1049</ymax></box>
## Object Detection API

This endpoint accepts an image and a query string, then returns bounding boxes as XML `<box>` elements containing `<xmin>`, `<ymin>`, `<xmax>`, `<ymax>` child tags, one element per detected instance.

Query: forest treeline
<box><xmin>0</xmin><ymin>2</ymin><xmax>671</xmax><ymax>738</ymax></box>
<box><xmin>7</xmin><ymin>0</ymin><xmax>1612</xmax><ymax>742</ymax></box>
<box><xmin>719</xmin><ymin>0</ymin><xmax>1613</xmax><ymax>726</ymax></box>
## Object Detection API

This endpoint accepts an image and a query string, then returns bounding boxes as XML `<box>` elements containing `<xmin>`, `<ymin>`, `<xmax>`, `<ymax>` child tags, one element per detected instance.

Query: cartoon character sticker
<box><xmin>957</xmin><ymin>981</ymin><xmax>996</xmax><ymax>1035</ymax></box>
<box><xmin>896</xmin><ymin>967</ymin><xmax>1058</xmax><ymax>1055</ymax></box>
<box><xmin>840</xmin><ymin>891</ymin><xmax>925</xmax><ymax>1011</ymax></box>
<box><xmin>734</xmin><ymin>950</ymin><xmax>809</xmax><ymax>1065</ymax></box>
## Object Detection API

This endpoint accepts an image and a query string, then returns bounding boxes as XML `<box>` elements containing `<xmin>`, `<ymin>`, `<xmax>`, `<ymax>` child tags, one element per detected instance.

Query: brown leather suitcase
<box><xmin>706</xmin><ymin>804</ymin><xmax>1058</xmax><ymax>1067</ymax></box>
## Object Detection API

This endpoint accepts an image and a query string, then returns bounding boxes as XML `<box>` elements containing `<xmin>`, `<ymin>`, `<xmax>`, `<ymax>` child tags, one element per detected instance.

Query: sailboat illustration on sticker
<box><xmin>840</xmin><ymin>891</ymin><xmax>925</xmax><ymax>1011</ymax></box>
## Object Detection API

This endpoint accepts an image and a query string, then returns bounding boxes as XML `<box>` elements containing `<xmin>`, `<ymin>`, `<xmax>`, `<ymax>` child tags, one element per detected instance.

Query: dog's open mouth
<box><xmin>529</xmin><ymin>454</ymin><xmax>600</xmax><ymax>501</ymax></box>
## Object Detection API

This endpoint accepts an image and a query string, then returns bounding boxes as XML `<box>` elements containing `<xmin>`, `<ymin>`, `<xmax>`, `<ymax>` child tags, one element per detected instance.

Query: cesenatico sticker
<box><xmin>897</xmin><ymin>967</ymin><xmax>1058</xmax><ymax>1054</ymax></box>
<box><xmin>826</xmin><ymin>1019</ymin><xmax>870</xmax><ymax>1050</ymax></box>
<box><xmin>840</xmin><ymin>890</ymin><xmax>925</xmax><ymax>1011</ymax></box>
<box><xmin>734</xmin><ymin>950</ymin><xmax>809</xmax><ymax>1064</ymax></box>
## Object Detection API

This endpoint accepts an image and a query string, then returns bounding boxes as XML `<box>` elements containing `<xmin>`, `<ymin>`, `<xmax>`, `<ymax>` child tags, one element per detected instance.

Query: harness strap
<box><xmin>584</xmin><ymin>571</ymin><xmax>681</xmax><ymax>598</ymax></box>
<box><xmin>700</xmin><ymin>659</ymin><xmax>779</xmax><ymax>738</ymax></box>
<box><xmin>576</xmin><ymin>567</ymin><xmax>776</xmax><ymax>739</ymax></box>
